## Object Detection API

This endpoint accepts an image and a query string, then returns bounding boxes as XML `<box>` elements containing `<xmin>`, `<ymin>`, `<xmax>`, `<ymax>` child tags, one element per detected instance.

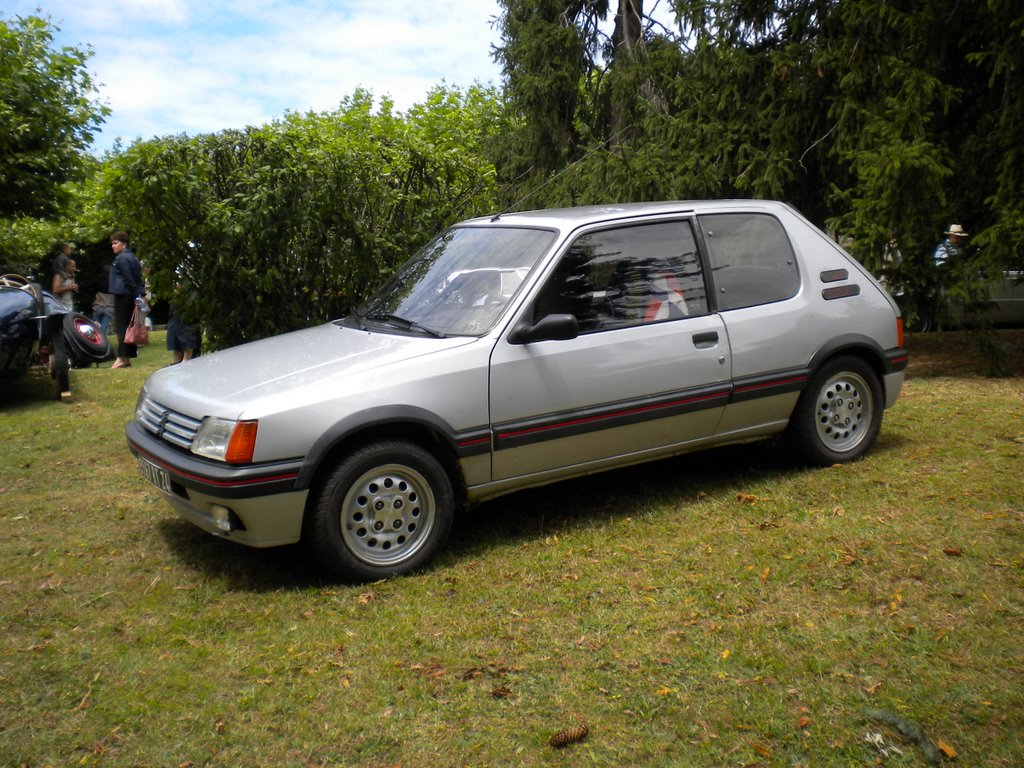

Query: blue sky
<box><xmin>6</xmin><ymin>0</ymin><xmax>507</xmax><ymax>152</ymax></box>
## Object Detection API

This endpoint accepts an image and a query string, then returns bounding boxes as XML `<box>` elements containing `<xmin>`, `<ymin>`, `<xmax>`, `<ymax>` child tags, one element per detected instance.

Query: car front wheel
<box><xmin>307</xmin><ymin>440</ymin><xmax>454</xmax><ymax>581</ymax></box>
<box><xmin>787</xmin><ymin>356</ymin><xmax>883</xmax><ymax>465</ymax></box>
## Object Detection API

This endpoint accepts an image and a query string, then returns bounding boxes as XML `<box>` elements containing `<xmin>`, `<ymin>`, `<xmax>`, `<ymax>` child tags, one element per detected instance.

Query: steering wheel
<box><xmin>0</xmin><ymin>274</ymin><xmax>33</xmax><ymax>290</ymax></box>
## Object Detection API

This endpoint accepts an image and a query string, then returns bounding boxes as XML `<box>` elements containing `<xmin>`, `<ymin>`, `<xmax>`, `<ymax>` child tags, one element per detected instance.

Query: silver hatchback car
<box><xmin>128</xmin><ymin>200</ymin><xmax>907</xmax><ymax>580</ymax></box>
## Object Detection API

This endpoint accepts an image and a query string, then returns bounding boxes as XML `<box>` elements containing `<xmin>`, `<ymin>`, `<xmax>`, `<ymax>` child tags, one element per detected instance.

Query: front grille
<box><xmin>137</xmin><ymin>395</ymin><xmax>203</xmax><ymax>450</ymax></box>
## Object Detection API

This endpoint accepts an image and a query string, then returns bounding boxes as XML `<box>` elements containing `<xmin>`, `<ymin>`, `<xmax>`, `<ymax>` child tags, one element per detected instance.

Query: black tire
<box><xmin>307</xmin><ymin>440</ymin><xmax>455</xmax><ymax>581</ymax></box>
<box><xmin>63</xmin><ymin>313</ymin><xmax>112</xmax><ymax>366</ymax></box>
<box><xmin>786</xmin><ymin>356</ymin><xmax>884</xmax><ymax>466</ymax></box>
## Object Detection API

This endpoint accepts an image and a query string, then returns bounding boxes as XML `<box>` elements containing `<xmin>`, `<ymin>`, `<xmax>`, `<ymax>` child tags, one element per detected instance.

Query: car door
<box><xmin>697</xmin><ymin>211</ymin><xmax>809</xmax><ymax>435</ymax></box>
<box><xmin>488</xmin><ymin>218</ymin><xmax>731</xmax><ymax>481</ymax></box>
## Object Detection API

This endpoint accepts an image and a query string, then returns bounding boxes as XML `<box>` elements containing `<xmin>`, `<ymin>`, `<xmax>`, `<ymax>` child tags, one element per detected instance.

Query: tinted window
<box><xmin>531</xmin><ymin>220</ymin><xmax>708</xmax><ymax>333</ymax></box>
<box><xmin>699</xmin><ymin>214</ymin><xmax>798</xmax><ymax>310</ymax></box>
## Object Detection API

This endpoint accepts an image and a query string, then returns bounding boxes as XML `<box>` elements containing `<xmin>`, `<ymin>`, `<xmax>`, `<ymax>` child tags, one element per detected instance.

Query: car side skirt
<box><xmin>488</xmin><ymin>371</ymin><xmax>806</xmax><ymax>452</ymax></box>
<box><xmin>465</xmin><ymin>420</ymin><xmax>789</xmax><ymax>504</ymax></box>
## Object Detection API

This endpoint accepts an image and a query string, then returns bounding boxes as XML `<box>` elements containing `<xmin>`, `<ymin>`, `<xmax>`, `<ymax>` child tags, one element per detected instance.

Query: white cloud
<box><xmin>7</xmin><ymin>0</ymin><xmax>504</xmax><ymax>150</ymax></box>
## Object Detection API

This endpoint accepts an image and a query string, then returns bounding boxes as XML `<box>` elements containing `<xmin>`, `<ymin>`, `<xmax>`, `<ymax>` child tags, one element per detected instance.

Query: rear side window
<box><xmin>699</xmin><ymin>214</ymin><xmax>799</xmax><ymax>311</ymax></box>
<box><xmin>530</xmin><ymin>220</ymin><xmax>709</xmax><ymax>333</ymax></box>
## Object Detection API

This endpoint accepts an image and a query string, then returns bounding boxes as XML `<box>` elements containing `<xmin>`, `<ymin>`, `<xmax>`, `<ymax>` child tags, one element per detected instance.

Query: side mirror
<box><xmin>508</xmin><ymin>313</ymin><xmax>579</xmax><ymax>344</ymax></box>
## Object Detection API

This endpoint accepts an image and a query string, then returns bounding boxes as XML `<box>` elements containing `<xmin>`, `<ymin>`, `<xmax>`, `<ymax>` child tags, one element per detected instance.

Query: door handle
<box><xmin>692</xmin><ymin>331</ymin><xmax>719</xmax><ymax>349</ymax></box>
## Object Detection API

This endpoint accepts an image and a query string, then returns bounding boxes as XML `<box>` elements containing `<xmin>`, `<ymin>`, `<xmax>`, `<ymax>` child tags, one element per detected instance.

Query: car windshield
<box><xmin>356</xmin><ymin>225</ymin><xmax>556</xmax><ymax>337</ymax></box>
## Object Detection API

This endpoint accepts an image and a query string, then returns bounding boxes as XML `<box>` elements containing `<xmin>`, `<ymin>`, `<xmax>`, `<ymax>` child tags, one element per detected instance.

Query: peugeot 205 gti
<box><xmin>128</xmin><ymin>200</ymin><xmax>908</xmax><ymax>580</ymax></box>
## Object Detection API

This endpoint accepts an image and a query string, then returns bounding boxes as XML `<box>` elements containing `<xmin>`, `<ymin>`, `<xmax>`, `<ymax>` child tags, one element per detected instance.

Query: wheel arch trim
<box><xmin>806</xmin><ymin>334</ymin><xmax>907</xmax><ymax>381</ymax></box>
<box><xmin>294</xmin><ymin>405</ymin><xmax>487</xmax><ymax>492</ymax></box>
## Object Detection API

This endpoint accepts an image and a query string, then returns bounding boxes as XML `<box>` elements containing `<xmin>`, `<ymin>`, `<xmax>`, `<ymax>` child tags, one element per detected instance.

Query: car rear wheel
<box><xmin>307</xmin><ymin>440</ymin><xmax>454</xmax><ymax>581</ymax></box>
<box><xmin>787</xmin><ymin>356</ymin><xmax>883</xmax><ymax>465</ymax></box>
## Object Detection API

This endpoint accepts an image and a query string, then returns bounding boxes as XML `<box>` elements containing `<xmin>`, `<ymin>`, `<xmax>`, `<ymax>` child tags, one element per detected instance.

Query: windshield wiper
<box><xmin>345</xmin><ymin>307</ymin><xmax>368</xmax><ymax>331</ymax></box>
<box><xmin>364</xmin><ymin>312</ymin><xmax>447</xmax><ymax>338</ymax></box>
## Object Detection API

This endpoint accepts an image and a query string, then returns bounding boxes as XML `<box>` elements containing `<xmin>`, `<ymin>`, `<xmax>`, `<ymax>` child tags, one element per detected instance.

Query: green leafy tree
<box><xmin>494</xmin><ymin>0</ymin><xmax>1024</xmax><ymax>346</ymax></box>
<box><xmin>98</xmin><ymin>87</ymin><xmax>501</xmax><ymax>349</ymax></box>
<box><xmin>0</xmin><ymin>14</ymin><xmax>107</xmax><ymax>220</ymax></box>
<box><xmin>966</xmin><ymin>0</ymin><xmax>1024</xmax><ymax>271</ymax></box>
<box><xmin>0</xmin><ymin>216</ymin><xmax>64</xmax><ymax>275</ymax></box>
<box><xmin>493</xmin><ymin>0</ymin><xmax>597</xmax><ymax>176</ymax></box>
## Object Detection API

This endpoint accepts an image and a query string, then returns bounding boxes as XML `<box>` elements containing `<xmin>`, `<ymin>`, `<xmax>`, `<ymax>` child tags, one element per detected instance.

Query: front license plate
<box><xmin>138</xmin><ymin>455</ymin><xmax>173</xmax><ymax>494</ymax></box>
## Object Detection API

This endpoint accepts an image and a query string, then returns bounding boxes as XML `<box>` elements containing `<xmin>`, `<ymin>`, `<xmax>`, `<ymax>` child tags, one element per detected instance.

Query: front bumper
<box><xmin>127</xmin><ymin>421</ymin><xmax>308</xmax><ymax>547</ymax></box>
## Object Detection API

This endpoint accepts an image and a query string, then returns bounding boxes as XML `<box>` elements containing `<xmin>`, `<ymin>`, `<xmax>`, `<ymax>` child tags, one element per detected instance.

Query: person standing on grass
<box><xmin>108</xmin><ymin>231</ymin><xmax>144</xmax><ymax>369</ymax></box>
<box><xmin>50</xmin><ymin>243</ymin><xmax>78</xmax><ymax>311</ymax></box>
<box><xmin>166</xmin><ymin>298</ymin><xmax>201</xmax><ymax>364</ymax></box>
<box><xmin>92</xmin><ymin>265</ymin><xmax>114</xmax><ymax>336</ymax></box>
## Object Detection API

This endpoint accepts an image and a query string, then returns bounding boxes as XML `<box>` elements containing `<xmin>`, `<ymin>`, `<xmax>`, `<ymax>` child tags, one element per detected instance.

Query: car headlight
<box><xmin>192</xmin><ymin>417</ymin><xmax>259</xmax><ymax>464</ymax></box>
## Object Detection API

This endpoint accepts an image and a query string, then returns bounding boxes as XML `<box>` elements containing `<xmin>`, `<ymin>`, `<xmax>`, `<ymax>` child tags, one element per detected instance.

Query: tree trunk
<box><xmin>612</xmin><ymin>0</ymin><xmax>643</xmax><ymax>57</ymax></box>
<box><xmin>610</xmin><ymin>0</ymin><xmax>643</xmax><ymax>144</ymax></box>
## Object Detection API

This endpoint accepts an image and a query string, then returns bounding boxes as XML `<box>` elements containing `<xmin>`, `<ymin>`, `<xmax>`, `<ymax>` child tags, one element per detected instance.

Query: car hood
<box><xmin>143</xmin><ymin>322</ymin><xmax>476</xmax><ymax>417</ymax></box>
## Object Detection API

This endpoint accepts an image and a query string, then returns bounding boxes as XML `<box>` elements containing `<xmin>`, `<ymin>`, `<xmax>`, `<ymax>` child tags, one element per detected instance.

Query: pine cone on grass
<box><xmin>549</xmin><ymin>723</ymin><xmax>589</xmax><ymax>748</ymax></box>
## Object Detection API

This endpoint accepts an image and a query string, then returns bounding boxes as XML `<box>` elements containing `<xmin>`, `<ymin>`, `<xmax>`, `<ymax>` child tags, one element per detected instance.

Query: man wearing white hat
<box><xmin>933</xmin><ymin>223</ymin><xmax>968</xmax><ymax>270</ymax></box>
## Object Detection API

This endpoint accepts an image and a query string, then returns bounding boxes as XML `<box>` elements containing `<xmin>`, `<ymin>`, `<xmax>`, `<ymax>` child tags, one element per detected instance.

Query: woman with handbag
<box><xmin>108</xmin><ymin>231</ymin><xmax>145</xmax><ymax>369</ymax></box>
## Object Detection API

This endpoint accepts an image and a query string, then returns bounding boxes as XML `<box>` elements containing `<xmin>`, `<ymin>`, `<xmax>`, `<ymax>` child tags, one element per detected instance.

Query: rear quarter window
<box><xmin>700</xmin><ymin>213</ymin><xmax>799</xmax><ymax>311</ymax></box>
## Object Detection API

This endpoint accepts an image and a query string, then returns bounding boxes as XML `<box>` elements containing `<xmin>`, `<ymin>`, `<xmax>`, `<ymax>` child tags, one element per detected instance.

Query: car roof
<box><xmin>458</xmin><ymin>199</ymin><xmax>793</xmax><ymax>230</ymax></box>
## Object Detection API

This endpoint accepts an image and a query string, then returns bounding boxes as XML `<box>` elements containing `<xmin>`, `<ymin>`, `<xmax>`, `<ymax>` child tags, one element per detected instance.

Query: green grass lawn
<box><xmin>1</xmin><ymin>331</ymin><xmax>1022</xmax><ymax>767</ymax></box>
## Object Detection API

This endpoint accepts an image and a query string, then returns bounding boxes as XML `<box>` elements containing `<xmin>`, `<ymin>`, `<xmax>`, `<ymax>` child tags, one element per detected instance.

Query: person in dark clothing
<box><xmin>167</xmin><ymin>304</ymin><xmax>201</xmax><ymax>363</ymax></box>
<box><xmin>108</xmin><ymin>231</ymin><xmax>144</xmax><ymax>368</ymax></box>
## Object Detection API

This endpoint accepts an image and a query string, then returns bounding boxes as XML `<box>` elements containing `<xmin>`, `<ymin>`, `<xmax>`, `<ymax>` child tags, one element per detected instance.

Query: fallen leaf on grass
<box><xmin>752</xmin><ymin>742</ymin><xmax>773</xmax><ymax>758</ymax></box>
<box><xmin>462</xmin><ymin>662</ymin><xmax>517</xmax><ymax>681</ymax></box>
<box><xmin>407</xmin><ymin>661</ymin><xmax>448</xmax><ymax>679</ymax></box>
<box><xmin>839</xmin><ymin>548</ymin><xmax>859</xmax><ymax>565</ymax></box>
<box><xmin>737</xmin><ymin>493</ymin><xmax>760</xmax><ymax>504</ymax></box>
<box><xmin>943</xmin><ymin>546</ymin><xmax>963</xmax><ymax>557</ymax></box>
<box><xmin>937</xmin><ymin>740</ymin><xmax>957</xmax><ymax>758</ymax></box>
<box><xmin>797</xmin><ymin>715</ymin><xmax>812</xmax><ymax>729</ymax></box>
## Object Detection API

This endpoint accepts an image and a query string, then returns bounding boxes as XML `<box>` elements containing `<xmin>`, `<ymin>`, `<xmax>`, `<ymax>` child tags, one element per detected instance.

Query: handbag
<box><xmin>124</xmin><ymin>304</ymin><xmax>149</xmax><ymax>346</ymax></box>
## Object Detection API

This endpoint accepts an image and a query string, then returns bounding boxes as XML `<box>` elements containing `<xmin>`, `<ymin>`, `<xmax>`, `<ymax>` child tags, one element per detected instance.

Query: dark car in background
<box><xmin>990</xmin><ymin>270</ymin><xmax>1024</xmax><ymax>326</ymax></box>
<box><xmin>1</xmin><ymin>274</ymin><xmax>112</xmax><ymax>399</ymax></box>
